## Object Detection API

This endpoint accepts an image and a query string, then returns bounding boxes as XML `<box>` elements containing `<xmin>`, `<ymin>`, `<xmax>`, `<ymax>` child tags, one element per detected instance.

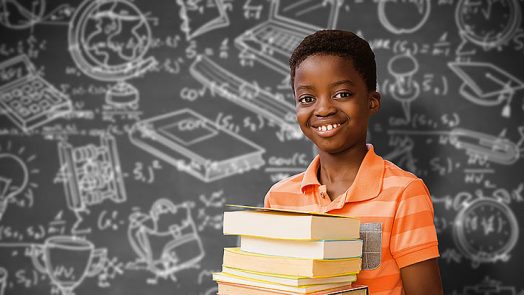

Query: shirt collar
<box><xmin>300</xmin><ymin>144</ymin><xmax>384</xmax><ymax>202</ymax></box>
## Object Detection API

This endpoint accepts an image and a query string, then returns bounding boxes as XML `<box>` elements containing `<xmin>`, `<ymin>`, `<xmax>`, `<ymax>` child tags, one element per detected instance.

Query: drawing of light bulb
<box><xmin>387</xmin><ymin>52</ymin><xmax>420</xmax><ymax>121</ymax></box>
<box><xmin>0</xmin><ymin>153</ymin><xmax>28</xmax><ymax>222</ymax></box>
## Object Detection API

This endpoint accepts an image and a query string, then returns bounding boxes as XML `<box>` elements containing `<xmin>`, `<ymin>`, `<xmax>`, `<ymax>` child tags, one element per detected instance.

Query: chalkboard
<box><xmin>0</xmin><ymin>0</ymin><xmax>523</xmax><ymax>294</ymax></box>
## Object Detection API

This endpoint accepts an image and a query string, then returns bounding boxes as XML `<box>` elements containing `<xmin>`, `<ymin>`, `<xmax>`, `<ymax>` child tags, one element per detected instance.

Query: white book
<box><xmin>223</xmin><ymin>208</ymin><xmax>360</xmax><ymax>240</ymax></box>
<box><xmin>221</xmin><ymin>266</ymin><xmax>357</xmax><ymax>287</ymax></box>
<box><xmin>241</xmin><ymin>235</ymin><xmax>363</xmax><ymax>259</ymax></box>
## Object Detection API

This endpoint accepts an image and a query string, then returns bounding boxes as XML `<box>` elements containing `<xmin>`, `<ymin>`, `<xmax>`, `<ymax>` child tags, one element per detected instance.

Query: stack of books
<box><xmin>213</xmin><ymin>205</ymin><xmax>367</xmax><ymax>295</ymax></box>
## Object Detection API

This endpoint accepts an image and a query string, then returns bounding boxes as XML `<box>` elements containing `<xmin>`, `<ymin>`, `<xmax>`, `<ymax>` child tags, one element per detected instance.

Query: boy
<box><xmin>264</xmin><ymin>30</ymin><xmax>443</xmax><ymax>295</ymax></box>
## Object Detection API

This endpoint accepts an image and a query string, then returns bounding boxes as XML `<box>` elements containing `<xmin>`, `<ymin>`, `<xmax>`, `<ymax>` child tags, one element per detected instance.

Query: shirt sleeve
<box><xmin>263</xmin><ymin>189</ymin><xmax>272</xmax><ymax>208</ymax></box>
<box><xmin>390</xmin><ymin>178</ymin><xmax>440</xmax><ymax>268</ymax></box>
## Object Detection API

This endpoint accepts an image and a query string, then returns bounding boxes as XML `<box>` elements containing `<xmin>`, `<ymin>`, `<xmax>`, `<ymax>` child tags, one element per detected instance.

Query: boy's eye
<box><xmin>334</xmin><ymin>92</ymin><xmax>353</xmax><ymax>99</ymax></box>
<box><xmin>298</xmin><ymin>96</ymin><xmax>315</xmax><ymax>104</ymax></box>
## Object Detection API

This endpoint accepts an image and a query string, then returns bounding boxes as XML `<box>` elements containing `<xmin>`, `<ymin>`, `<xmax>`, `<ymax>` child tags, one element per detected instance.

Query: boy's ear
<box><xmin>368</xmin><ymin>91</ymin><xmax>381</xmax><ymax>114</ymax></box>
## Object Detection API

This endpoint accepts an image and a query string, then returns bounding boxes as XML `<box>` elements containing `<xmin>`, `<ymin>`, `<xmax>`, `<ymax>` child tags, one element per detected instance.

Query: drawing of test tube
<box><xmin>387</xmin><ymin>52</ymin><xmax>420</xmax><ymax>121</ymax></box>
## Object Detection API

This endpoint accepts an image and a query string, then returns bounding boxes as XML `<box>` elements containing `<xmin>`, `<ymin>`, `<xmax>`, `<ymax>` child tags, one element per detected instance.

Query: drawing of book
<box><xmin>190</xmin><ymin>55</ymin><xmax>300</xmax><ymax>136</ymax></box>
<box><xmin>129</xmin><ymin>108</ymin><xmax>265</xmax><ymax>182</ymax></box>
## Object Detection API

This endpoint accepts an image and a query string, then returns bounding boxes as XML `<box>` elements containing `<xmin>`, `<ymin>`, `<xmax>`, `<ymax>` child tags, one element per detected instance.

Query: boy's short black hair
<box><xmin>289</xmin><ymin>30</ymin><xmax>377</xmax><ymax>91</ymax></box>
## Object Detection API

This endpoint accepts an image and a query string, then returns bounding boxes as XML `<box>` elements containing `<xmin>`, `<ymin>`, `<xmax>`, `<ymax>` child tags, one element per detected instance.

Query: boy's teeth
<box><xmin>317</xmin><ymin>124</ymin><xmax>341</xmax><ymax>132</ymax></box>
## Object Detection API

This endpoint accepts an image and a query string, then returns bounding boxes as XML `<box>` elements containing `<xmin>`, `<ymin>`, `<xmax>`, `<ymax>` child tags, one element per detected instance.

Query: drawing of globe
<box><xmin>69</xmin><ymin>0</ymin><xmax>157</xmax><ymax>108</ymax></box>
<box><xmin>69</xmin><ymin>0</ymin><xmax>156</xmax><ymax>81</ymax></box>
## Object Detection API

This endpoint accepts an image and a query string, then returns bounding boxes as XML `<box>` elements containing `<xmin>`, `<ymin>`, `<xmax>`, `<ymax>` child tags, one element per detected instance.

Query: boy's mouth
<box><xmin>310</xmin><ymin>122</ymin><xmax>345</xmax><ymax>137</ymax></box>
<box><xmin>314</xmin><ymin>123</ymin><xmax>341</xmax><ymax>132</ymax></box>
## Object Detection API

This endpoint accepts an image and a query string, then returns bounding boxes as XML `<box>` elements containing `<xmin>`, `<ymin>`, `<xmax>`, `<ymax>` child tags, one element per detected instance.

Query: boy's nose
<box><xmin>314</xmin><ymin>96</ymin><xmax>336</xmax><ymax>117</ymax></box>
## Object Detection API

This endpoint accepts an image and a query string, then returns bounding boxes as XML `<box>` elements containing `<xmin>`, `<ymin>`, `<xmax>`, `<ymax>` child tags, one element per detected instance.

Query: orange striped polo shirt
<box><xmin>264</xmin><ymin>145</ymin><xmax>439</xmax><ymax>295</ymax></box>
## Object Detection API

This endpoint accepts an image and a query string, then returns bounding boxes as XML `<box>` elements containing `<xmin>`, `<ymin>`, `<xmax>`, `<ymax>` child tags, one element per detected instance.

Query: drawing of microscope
<box><xmin>58</xmin><ymin>134</ymin><xmax>126</xmax><ymax>211</ymax></box>
<box><xmin>127</xmin><ymin>199</ymin><xmax>204</xmax><ymax>283</ymax></box>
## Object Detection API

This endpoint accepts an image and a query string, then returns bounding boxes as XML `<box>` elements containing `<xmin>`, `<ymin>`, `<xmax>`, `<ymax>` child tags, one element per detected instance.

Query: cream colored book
<box><xmin>223</xmin><ymin>205</ymin><xmax>360</xmax><ymax>240</ymax></box>
<box><xmin>223</xmin><ymin>248</ymin><xmax>361</xmax><ymax>277</ymax></box>
<box><xmin>241</xmin><ymin>235</ymin><xmax>363</xmax><ymax>259</ymax></box>
<box><xmin>221</xmin><ymin>266</ymin><xmax>357</xmax><ymax>287</ymax></box>
<box><xmin>213</xmin><ymin>272</ymin><xmax>353</xmax><ymax>294</ymax></box>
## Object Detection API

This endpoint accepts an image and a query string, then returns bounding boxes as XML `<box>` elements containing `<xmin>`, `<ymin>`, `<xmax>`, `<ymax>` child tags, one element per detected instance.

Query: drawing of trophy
<box><xmin>31</xmin><ymin>236</ymin><xmax>107</xmax><ymax>295</ymax></box>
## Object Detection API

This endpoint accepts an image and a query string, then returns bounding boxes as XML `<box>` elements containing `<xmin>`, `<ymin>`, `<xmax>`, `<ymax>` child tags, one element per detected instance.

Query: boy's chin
<box><xmin>313</xmin><ymin>143</ymin><xmax>351</xmax><ymax>155</ymax></box>
<box><xmin>311</xmin><ymin>139</ymin><xmax>366</xmax><ymax>156</ymax></box>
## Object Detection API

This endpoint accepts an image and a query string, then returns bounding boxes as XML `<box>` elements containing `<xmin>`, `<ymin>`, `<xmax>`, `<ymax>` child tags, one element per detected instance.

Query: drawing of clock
<box><xmin>453</xmin><ymin>198</ymin><xmax>519</xmax><ymax>263</ymax></box>
<box><xmin>455</xmin><ymin>0</ymin><xmax>521</xmax><ymax>48</ymax></box>
<box><xmin>378</xmin><ymin>0</ymin><xmax>431</xmax><ymax>34</ymax></box>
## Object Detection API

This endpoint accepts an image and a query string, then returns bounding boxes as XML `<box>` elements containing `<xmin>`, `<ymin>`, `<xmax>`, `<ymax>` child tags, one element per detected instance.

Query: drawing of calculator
<box><xmin>0</xmin><ymin>54</ymin><xmax>72</xmax><ymax>132</ymax></box>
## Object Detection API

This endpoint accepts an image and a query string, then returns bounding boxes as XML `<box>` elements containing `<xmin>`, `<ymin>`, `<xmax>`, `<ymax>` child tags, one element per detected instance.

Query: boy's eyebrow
<box><xmin>329</xmin><ymin>79</ymin><xmax>355</xmax><ymax>87</ymax></box>
<box><xmin>295</xmin><ymin>80</ymin><xmax>355</xmax><ymax>92</ymax></box>
<box><xmin>294</xmin><ymin>85</ymin><xmax>315</xmax><ymax>92</ymax></box>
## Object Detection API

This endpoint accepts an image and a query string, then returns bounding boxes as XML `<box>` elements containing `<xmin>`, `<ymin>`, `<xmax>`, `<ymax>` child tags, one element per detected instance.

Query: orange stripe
<box><xmin>336</xmin><ymin>200</ymin><xmax>398</xmax><ymax>217</ymax></box>
<box><xmin>373</xmin><ymin>186</ymin><xmax>409</xmax><ymax>201</ymax></box>
<box><xmin>358</xmin><ymin>258</ymin><xmax>399</xmax><ymax>279</ymax></box>
<box><xmin>393</xmin><ymin>211</ymin><xmax>436</xmax><ymax>233</ymax></box>
<box><xmin>382</xmin><ymin>176</ymin><xmax>417</xmax><ymax>189</ymax></box>
<box><xmin>390</xmin><ymin>226</ymin><xmax>438</xmax><ymax>253</ymax></box>
<box><xmin>396</xmin><ymin>195</ymin><xmax>433</xmax><ymax>216</ymax></box>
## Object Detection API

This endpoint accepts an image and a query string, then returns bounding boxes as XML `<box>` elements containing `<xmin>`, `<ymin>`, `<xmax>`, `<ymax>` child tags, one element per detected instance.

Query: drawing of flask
<box><xmin>31</xmin><ymin>236</ymin><xmax>107</xmax><ymax>295</ymax></box>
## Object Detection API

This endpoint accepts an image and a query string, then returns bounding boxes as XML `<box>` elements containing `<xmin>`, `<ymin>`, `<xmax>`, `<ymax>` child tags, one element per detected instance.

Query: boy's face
<box><xmin>293</xmin><ymin>54</ymin><xmax>380</xmax><ymax>154</ymax></box>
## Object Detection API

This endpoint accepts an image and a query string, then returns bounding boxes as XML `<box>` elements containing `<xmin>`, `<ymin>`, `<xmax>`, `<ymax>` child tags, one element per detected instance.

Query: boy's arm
<box><xmin>391</xmin><ymin>178</ymin><xmax>442</xmax><ymax>293</ymax></box>
<box><xmin>400</xmin><ymin>258</ymin><xmax>443</xmax><ymax>295</ymax></box>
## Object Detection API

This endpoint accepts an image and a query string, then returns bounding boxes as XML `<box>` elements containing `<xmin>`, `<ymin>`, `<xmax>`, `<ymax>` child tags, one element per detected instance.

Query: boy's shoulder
<box><xmin>382</xmin><ymin>157</ymin><xmax>426</xmax><ymax>189</ymax></box>
<box><xmin>383</xmin><ymin>158</ymin><xmax>418</xmax><ymax>178</ymax></box>
<box><xmin>268</xmin><ymin>171</ymin><xmax>306</xmax><ymax>193</ymax></box>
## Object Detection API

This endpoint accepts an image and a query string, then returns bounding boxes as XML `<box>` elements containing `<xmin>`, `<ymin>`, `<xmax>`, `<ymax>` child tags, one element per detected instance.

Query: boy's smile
<box><xmin>293</xmin><ymin>54</ymin><xmax>380</xmax><ymax>154</ymax></box>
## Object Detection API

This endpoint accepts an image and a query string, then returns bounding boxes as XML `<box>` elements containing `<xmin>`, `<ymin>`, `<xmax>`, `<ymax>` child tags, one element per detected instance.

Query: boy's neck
<box><xmin>317</xmin><ymin>143</ymin><xmax>369</xmax><ymax>198</ymax></box>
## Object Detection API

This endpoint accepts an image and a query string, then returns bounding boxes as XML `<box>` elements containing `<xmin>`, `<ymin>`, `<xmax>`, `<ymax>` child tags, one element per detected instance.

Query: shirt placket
<box><xmin>317</xmin><ymin>185</ymin><xmax>347</xmax><ymax>212</ymax></box>
<box><xmin>317</xmin><ymin>185</ymin><xmax>331</xmax><ymax>211</ymax></box>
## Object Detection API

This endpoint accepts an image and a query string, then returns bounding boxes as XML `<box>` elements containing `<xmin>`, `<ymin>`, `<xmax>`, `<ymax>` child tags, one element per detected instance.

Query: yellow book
<box><xmin>221</xmin><ymin>266</ymin><xmax>357</xmax><ymax>287</ymax></box>
<box><xmin>223</xmin><ymin>205</ymin><xmax>360</xmax><ymax>240</ymax></box>
<box><xmin>223</xmin><ymin>248</ymin><xmax>361</xmax><ymax>277</ymax></box>
<box><xmin>213</xmin><ymin>272</ymin><xmax>353</xmax><ymax>294</ymax></box>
